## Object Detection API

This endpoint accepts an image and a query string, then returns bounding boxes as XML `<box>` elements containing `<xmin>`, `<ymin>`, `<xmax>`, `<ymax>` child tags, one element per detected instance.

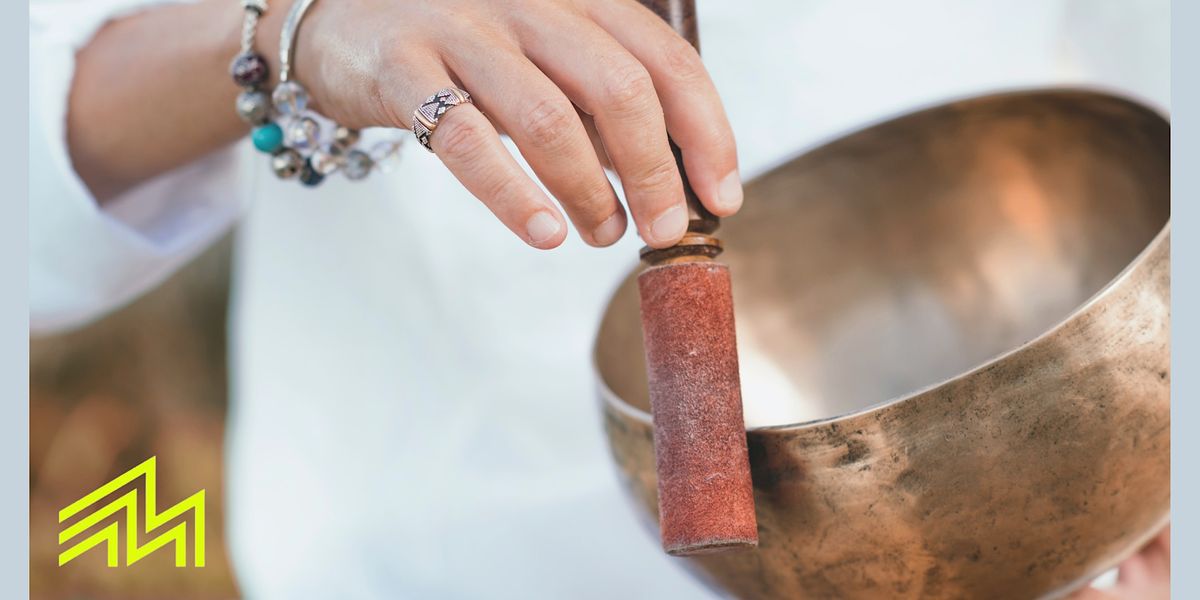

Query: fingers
<box><xmin>1069</xmin><ymin>525</ymin><xmax>1171</xmax><ymax>600</ymax></box>
<box><xmin>589</xmin><ymin>0</ymin><xmax>742</xmax><ymax>216</ymax></box>
<box><xmin>370</xmin><ymin>2</ymin><xmax>739</xmax><ymax>251</ymax></box>
<box><xmin>518</xmin><ymin>12</ymin><xmax>688</xmax><ymax>248</ymax></box>
<box><xmin>1067</xmin><ymin>588</ymin><xmax>1117</xmax><ymax>600</ymax></box>
<box><xmin>431</xmin><ymin>105</ymin><xmax>569</xmax><ymax>249</ymax></box>
<box><xmin>380</xmin><ymin>65</ymin><xmax>569</xmax><ymax>250</ymax></box>
<box><xmin>579</xmin><ymin>111</ymin><xmax>613</xmax><ymax>170</ymax></box>
<box><xmin>1114</xmin><ymin>525</ymin><xmax>1170</xmax><ymax>595</ymax></box>
<box><xmin>444</xmin><ymin>45</ymin><xmax>627</xmax><ymax>247</ymax></box>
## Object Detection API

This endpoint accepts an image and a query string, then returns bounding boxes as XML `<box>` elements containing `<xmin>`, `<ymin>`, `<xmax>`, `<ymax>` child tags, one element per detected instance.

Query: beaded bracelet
<box><xmin>229</xmin><ymin>0</ymin><xmax>402</xmax><ymax>188</ymax></box>
<box><xmin>230</xmin><ymin>0</ymin><xmax>273</xmax><ymax>128</ymax></box>
<box><xmin>268</xmin><ymin>0</ymin><xmax>403</xmax><ymax>186</ymax></box>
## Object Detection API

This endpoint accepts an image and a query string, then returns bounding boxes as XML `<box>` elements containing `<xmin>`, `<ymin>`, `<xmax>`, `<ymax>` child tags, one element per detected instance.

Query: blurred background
<box><xmin>30</xmin><ymin>236</ymin><xmax>238</xmax><ymax>599</ymax></box>
<box><xmin>27</xmin><ymin>1</ymin><xmax>1169</xmax><ymax>598</ymax></box>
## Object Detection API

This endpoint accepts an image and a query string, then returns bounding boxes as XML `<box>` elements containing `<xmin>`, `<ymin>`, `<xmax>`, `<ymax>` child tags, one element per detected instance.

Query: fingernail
<box><xmin>526</xmin><ymin>212</ymin><xmax>562</xmax><ymax>245</ymax></box>
<box><xmin>649</xmin><ymin>204</ymin><xmax>688</xmax><ymax>245</ymax></box>
<box><xmin>592</xmin><ymin>212</ymin><xmax>626</xmax><ymax>246</ymax></box>
<box><xmin>718</xmin><ymin>171</ymin><xmax>744</xmax><ymax>213</ymax></box>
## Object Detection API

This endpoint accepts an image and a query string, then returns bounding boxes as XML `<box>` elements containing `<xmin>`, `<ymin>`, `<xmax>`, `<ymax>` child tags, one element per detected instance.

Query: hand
<box><xmin>1069</xmin><ymin>525</ymin><xmax>1170</xmax><ymax>600</ymax></box>
<box><xmin>285</xmin><ymin>0</ymin><xmax>742</xmax><ymax>249</ymax></box>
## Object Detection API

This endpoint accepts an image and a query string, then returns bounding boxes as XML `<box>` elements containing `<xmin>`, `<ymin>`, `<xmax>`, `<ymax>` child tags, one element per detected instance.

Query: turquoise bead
<box><xmin>251</xmin><ymin>123</ymin><xmax>283</xmax><ymax>153</ymax></box>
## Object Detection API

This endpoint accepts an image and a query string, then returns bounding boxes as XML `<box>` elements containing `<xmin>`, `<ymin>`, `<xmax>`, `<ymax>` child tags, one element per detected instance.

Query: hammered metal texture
<box><xmin>594</xmin><ymin>90</ymin><xmax>1170</xmax><ymax>599</ymax></box>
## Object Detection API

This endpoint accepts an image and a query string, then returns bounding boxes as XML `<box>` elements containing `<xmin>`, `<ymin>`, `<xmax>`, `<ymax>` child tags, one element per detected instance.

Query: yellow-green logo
<box><xmin>58</xmin><ymin>456</ymin><xmax>205</xmax><ymax>567</ymax></box>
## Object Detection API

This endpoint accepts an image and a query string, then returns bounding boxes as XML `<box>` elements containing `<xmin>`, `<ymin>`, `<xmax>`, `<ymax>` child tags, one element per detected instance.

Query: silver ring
<box><xmin>412</xmin><ymin>87</ymin><xmax>473</xmax><ymax>153</ymax></box>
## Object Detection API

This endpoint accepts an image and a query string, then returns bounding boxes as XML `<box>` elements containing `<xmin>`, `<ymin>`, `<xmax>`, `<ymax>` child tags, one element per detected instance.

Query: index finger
<box><xmin>588</xmin><ymin>0</ymin><xmax>743</xmax><ymax>216</ymax></box>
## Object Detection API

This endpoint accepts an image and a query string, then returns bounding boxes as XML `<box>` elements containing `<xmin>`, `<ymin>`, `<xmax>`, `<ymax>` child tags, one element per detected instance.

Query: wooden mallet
<box><xmin>635</xmin><ymin>0</ymin><xmax>758</xmax><ymax>556</ymax></box>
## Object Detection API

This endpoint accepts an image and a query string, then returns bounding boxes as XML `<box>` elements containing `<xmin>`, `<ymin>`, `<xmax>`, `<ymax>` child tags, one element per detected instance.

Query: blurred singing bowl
<box><xmin>595</xmin><ymin>90</ymin><xmax>1169</xmax><ymax>599</ymax></box>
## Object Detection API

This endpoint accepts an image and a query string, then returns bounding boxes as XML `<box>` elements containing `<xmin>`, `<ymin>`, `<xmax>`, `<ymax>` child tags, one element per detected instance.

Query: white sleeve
<box><xmin>30</xmin><ymin>0</ymin><xmax>250</xmax><ymax>335</ymax></box>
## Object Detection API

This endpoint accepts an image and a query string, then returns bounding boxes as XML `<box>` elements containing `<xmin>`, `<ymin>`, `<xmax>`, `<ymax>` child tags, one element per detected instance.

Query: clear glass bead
<box><xmin>271</xmin><ymin>149</ymin><xmax>304</xmax><ymax>179</ymax></box>
<box><xmin>284</xmin><ymin>116</ymin><xmax>320</xmax><ymax>152</ymax></box>
<box><xmin>272</xmin><ymin>81</ymin><xmax>309</xmax><ymax>117</ymax></box>
<box><xmin>311</xmin><ymin>144</ymin><xmax>342</xmax><ymax>175</ymax></box>
<box><xmin>369</xmin><ymin>139</ymin><xmax>403</xmax><ymax>173</ymax></box>
<box><xmin>333</xmin><ymin>126</ymin><xmax>360</xmax><ymax>149</ymax></box>
<box><xmin>236</xmin><ymin>90</ymin><xmax>271</xmax><ymax>125</ymax></box>
<box><xmin>343</xmin><ymin>150</ymin><xmax>374</xmax><ymax>180</ymax></box>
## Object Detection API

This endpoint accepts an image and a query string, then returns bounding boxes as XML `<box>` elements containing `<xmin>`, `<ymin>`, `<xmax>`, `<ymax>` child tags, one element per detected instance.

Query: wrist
<box><xmin>229</xmin><ymin>0</ymin><xmax>399</xmax><ymax>186</ymax></box>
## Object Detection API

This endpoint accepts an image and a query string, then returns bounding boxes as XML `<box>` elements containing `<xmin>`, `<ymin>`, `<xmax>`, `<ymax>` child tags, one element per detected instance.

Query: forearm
<box><xmin>67</xmin><ymin>0</ymin><xmax>291</xmax><ymax>202</ymax></box>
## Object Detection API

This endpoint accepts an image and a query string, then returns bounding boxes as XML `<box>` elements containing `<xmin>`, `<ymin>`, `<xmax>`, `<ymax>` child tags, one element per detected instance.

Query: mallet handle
<box><xmin>636</xmin><ymin>0</ymin><xmax>719</xmax><ymax>242</ymax></box>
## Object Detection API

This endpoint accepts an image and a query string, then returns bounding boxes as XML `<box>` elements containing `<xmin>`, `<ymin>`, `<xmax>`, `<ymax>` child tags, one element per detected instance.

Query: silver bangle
<box><xmin>265</xmin><ymin>0</ymin><xmax>404</xmax><ymax>186</ymax></box>
<box><xmin>278</xmin><ymin>0</ymin><xmax>318</xmax><ymax>83</ymax></box>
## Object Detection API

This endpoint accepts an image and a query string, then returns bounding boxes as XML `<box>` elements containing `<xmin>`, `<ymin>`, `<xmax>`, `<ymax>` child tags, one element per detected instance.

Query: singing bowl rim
<box><xmin>592</xmin><ymin>87</ymin><xmax>1171</xmax><ymax>433</ymax></box>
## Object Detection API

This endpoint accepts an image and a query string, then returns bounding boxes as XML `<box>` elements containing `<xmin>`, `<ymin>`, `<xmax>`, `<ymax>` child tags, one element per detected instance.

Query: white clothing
<box><xmin>30</xmin><ymin>1</ymin><xmax>1169</xmax><ymax>597</ymax></box>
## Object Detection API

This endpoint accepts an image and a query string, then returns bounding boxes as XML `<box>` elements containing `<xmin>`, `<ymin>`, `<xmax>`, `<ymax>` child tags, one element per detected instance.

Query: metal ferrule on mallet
<box><xmin>635</xmin><ymin>0</ymin><xmax>758</xmax><ymax>557</ymax></box>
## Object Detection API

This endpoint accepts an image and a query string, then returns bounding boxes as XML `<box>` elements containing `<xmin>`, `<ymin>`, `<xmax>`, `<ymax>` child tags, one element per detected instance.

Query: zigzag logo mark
<box><xmin>58</xmin><ymin>456</ymin><xmax>206</xmax><ymax>567</ymax></box>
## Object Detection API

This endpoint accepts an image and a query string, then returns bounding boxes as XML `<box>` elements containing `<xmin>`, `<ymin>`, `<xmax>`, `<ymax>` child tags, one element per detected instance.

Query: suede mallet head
<box><xmin>633</xmin><ymin>0</ymin><xmax>758</xmax><ymax>556</ymax></box>
<box><xmin>638</xmin><ymin>258</ymin><xmax>757</xmax><ymax>555</ymax></box>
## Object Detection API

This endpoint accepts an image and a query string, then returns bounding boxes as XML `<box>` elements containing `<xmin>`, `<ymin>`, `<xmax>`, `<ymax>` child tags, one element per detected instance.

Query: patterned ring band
<box><xmin>412</xmin><ymin>87</ymin><xmax>473</xmax><ymax>153</ymax></box>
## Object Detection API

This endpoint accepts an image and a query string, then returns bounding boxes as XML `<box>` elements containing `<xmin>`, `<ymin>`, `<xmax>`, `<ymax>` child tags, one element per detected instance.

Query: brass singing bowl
<box><xmin>595</xmin><ymin>90</ymin><xmax>1169</xmax><ymax>599</ymax></box>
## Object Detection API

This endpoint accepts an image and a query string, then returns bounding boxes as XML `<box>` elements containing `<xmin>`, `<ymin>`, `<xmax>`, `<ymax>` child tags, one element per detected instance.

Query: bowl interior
<box><xmin>596</xmin><ymin>91</ymin><xmax>1170</xmax><ymax>427</ymax></box>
